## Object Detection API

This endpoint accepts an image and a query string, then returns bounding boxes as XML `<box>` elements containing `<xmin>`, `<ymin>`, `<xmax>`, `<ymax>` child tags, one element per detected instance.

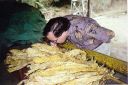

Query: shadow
<box><xmin>0</xmin><ymin>61</ymin><xmax>20</xmax><ymax>85</ymax></box>
<box><xmin>51</xmin><ymin>0</ymin><xmax>70</xmax><ymax>7</ymax></box>
<box><xmin>0</xmin><ymin>1</ymin><xmax>40</xmax><ymax>84</ymax></box>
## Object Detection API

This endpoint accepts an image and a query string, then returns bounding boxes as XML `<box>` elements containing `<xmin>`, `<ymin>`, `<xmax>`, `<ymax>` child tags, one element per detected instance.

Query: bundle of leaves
<box><xmin>5</xmin><ymin>43</ymin><xmax>112</xmax><ymax>85</ymax></box>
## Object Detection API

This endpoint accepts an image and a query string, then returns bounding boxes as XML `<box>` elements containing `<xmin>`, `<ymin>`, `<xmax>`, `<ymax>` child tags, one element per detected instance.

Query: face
<box><xmin>46</xmin><ymin>31</ymin><xmax>68</xmax><ymax>46</ymax></box>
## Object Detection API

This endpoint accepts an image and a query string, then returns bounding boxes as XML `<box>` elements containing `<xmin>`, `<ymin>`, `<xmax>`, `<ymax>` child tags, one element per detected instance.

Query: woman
<box><xmin>43</xmin><ymin>15</ymin><xmax>115</xmax><ymax>50</ymax></box>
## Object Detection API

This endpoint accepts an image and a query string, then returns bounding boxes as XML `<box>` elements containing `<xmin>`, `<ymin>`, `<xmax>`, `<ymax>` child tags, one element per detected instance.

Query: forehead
<box><xmin>47</xmin><ymin>32</ymin><xmax>57</xmax><ymax>39</ymax></box>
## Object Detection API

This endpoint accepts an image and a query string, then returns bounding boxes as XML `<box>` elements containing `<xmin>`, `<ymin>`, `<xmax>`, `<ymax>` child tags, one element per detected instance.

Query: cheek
<box><xmin>57</xmin><ymin>32</ymin><xmax>68</xmax><ymax>43</ymax></box>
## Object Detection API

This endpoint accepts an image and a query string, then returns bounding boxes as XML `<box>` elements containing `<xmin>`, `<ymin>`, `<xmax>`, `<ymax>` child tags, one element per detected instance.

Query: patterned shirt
<box><xmin>64</xmin><ymin>15</ymin><xmax>114</xmax><ymax>50</ymax></box>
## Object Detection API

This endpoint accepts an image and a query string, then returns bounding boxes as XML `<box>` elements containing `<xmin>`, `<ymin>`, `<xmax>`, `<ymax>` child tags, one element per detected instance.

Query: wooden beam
<box><xmin>127</xmin><ymin>0</ymin><xmax>128</xmax><ymax>14</ymax></box>
<box><xmin>87</xmin><ymin>0</ymin><xmax>90</xmax><ymax>17</ymax></box>
<box><xmin>59</xmin><ymin>42</ymin><xmax>128</xmax><ymax>75</ymax></box>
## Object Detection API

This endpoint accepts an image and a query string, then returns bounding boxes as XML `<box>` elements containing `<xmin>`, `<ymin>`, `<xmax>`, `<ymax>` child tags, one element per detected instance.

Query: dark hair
<box><xmin>43</xmin><ymin>17</ymin><xmax>70</xmax><ymax>37</ymax></box>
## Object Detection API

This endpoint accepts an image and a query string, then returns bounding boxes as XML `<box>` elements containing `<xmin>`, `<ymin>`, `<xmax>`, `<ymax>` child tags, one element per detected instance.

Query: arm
<box><xmin>79</xmin><ymin>39</ymin><xmax>103</xmax><ymax>50</ymax></box>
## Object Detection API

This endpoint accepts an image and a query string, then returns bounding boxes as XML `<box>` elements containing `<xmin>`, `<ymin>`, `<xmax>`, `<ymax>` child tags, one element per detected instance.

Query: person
<box><xmin>43</xmin><ymin>15</ymin><xmax>115</xmax><ymax>50</ymax></box>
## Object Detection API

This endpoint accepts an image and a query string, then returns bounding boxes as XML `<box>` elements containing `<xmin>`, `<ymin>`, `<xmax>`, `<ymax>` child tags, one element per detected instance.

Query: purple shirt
<box><xmin>64</xmin><ymin>15</ymin><xmax>114</xmax><ymax>50</ymax></box>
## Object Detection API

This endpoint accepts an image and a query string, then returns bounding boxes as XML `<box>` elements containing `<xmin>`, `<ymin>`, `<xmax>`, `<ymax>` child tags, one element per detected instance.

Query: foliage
<box><xmin>5</xmin><ymin>43</ymin><xmax>112</xmax><ymax>85</ymax></box>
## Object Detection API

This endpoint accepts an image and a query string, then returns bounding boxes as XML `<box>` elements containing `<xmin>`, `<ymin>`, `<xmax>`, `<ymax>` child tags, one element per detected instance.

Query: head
<box><xmin>43</xmin><ymin>17</ymin><xmax>70</xmax><ymax>44</ymax></box>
